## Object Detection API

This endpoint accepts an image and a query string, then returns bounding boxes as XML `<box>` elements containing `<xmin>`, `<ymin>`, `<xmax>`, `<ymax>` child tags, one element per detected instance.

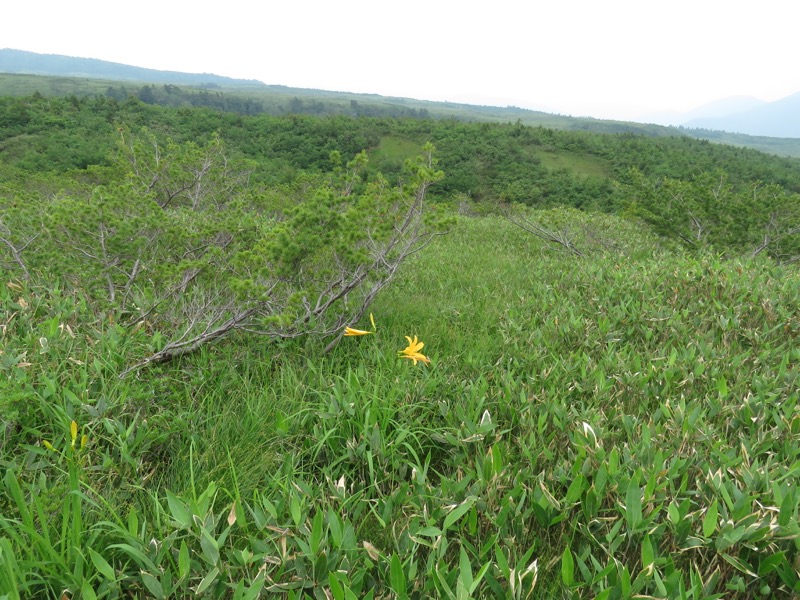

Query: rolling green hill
<box><xmin>3</xmin><ymin>49</ymin><xmax>800</xmax><ymax>157</ymax></box>
<box><xmin>2</xmin><ymin>75</ymin><xmax>800</xmax><ymax>599</ymax></box>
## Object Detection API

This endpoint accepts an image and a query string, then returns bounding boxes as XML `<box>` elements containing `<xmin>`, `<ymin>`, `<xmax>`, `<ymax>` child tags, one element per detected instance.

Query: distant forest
<box><xmin>3</xmin><ymin>93</ymin><xmax>800</xmax><ymax>260</ymax></box>
<box><xmin>104</xmin><ymin>83</ymin><xmax>433</xmax><ymax>120</ymax></box>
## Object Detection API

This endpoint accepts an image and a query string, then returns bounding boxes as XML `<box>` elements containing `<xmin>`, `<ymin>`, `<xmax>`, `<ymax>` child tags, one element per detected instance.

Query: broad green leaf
<box><xmin>390</xmin><ymin>554</ymin><xmax>406</xmax><ymax>596</ymax></box>
<box><xmin>667</xmin><ymin>501</ymin><xmax>680</xmax><ymax>524</ymax></box>
<box><xmin>456</xmin><ymin>578</ymin><xmax>468</xmax><ymax>600</ymax></box>
<box><xmin>618</xmin><ymin>560</ymin><xmax>631</xmax><ymax>597</ymax></box>
<box><xmin>199</xmin><ymin>526</ymin><xmax>220</xmax><ymax>566</ymax></box>
<box><xmin>641</xmin><ymin>534</ymin><xmax>655</xmax><ymax>569</ymax></box>
<box><xmin>779</xmin><ymin>489</ymin><xmax>796</xmax><ymax>527</ymax></box>
<box><xmin>494</xmin><ymin>544</ymin><xmax>509</xmax><ymax>579</ymax></box>
<box><xmin>80</xmin><ymin>581</ymin><xmax>98</xmax><ymax>600</ymax></box>
<box><xmin>703</xmin><ymin>499</ymin><xmax>718</xmax><ymax>538</ymax></box>
<box><xmin>140</xmin><ymin>571</ymin><xmax>165</xmax><ymax>599</ymax></box>
<box><xmin>471</xmin><ymin>562</ymin><xmax>491</xmax><ymax>593</ymax></box>
<box><xmin>721</xmin><ymin>554</ymin><xmax>756</xmax><ymax>577</ymax></box>
<box><xmin>458</xmin><ymin>547</ymin><xmax>473</xmax><ymax>593</ymax></box>
<box><xmin>242</xmin><ymin>573</ymin><xmax>266</xmax><ymax>600</ymax></box>
<box><xmin>108</xmin><ymin>544</ymin><xmax>156</xmax><ymax>572</ymax></box>
<box><xmin>653</xmin><ymin>569</ymin><xmax>668</xmax><ymax>597</ymax></box>
<box><xmin>758</xmin><ymin>552</ymin><xmax>786</xmax><ymax>576</ymax></box>
<box><xmin>625</xmin><ymin>476</ymin><xmax>642</xmax><ymax>531</ymax></box>
<box><xmin>178</xmin><ymin>541</ymin><xmax>190</xmax><ymax>580</ymax></box>
<box><xmin>290</xmin><ymin>494</ymin><xmax>302</xmax><ymax>526</ymax></box>
<box><xmin>443</xmin><ymin>496</ymin><xmax>477</xmax><ymax>531</ymax></box>
<box><xmin>329</xmin><ymin>571</ymin><xmax>345</xmax><ymax>600</ymax></box>
<box><xmin>435</xmin><ymin>565</ymin><xmax>456</xmax><ymax>600</ymax></box>
<box><xmin>716</xmin><ymin>377</ymin><xmax>728</xmax><ymax>397</ymax></box>
<box><xmin>565</xmin><ymin>474</ymin><xmax>586</xmax><ymax>504</ymax></box>
<box><xmin>166</xmin><ymin>490</ymin><xmax>191</xmax><ymax>528</ymax></box>
<box><xmin>196</xmin><ymin>566</ymin><xmax>220</xmax><ymax>595</ymax></box>
<box><xmin>328</xmin><ymin>508</ymin><xmax>343</xmax><ymax>548</ymax></box>
<box><xmin>310</xmin><ymin>509</ymin><xmax>324</xmax><ymax>555</ymax></box>
<box><xmin>88</xmin><ymin>547</ymin><xmax>116</xmax><ymax>581</ymax></box>
<box><xmin>561</xmin><ymin>546</ymin><xmax>575</xmax><ymax>586</ymax></box>
<box><xmin>415</xmin><ymin>526</ymin><xmax>443</xmax><ymax>537</ymax></box>
<box><xmin>127</xmin><ymin>510</ymin><xmax>139</xmax><ymax>537</ymax></box>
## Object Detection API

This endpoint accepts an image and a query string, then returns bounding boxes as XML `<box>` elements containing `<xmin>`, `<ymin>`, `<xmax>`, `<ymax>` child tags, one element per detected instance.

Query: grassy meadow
<box><xmin>2</xmin><ymin>209</ymin><xmax>799</xmax><ymax>598</ymax></box>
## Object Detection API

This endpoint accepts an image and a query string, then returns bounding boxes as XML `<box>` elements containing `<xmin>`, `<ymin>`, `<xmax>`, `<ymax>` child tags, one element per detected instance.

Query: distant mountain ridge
<box><xmin>642</xmin><ymin>96</ymin><xmax>766</xmax><ymax>127</ymax></box>
<box><xmin>2</xmin><ymin>48</ymin><xmax>800</xmax><ymax>156</ymax></box>
<box><xmin>682</xmin><ymin>92</ymin><xmax>800</xmax><ymax>138</ymax></box>
<box><xmin>0</xmin><ymin>48</ymin><xmax>263</xmax><ymax>87</ymax></box>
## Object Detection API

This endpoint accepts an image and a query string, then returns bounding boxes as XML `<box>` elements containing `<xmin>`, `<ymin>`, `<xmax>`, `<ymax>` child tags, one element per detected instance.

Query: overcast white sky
<box><xmin>3</xmin><ymin>0</ymin><xmax>797</xmax><ymax>122</ymax></box>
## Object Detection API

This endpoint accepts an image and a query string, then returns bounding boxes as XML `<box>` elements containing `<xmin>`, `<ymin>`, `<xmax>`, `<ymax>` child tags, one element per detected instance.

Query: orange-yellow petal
<box><xmin>344</xmin><ymin>326</ymin><xmax>373</xmax><ymax>336</ymax></box>
<box><xmin>402</xmin><ymin>335</ymin><xmax>424</xmax><ymax>354</ymax></box>
<box><xmin>401</xmin><ymin>351</ymin><xmax>430</xmax><ymax>365</ymax></box>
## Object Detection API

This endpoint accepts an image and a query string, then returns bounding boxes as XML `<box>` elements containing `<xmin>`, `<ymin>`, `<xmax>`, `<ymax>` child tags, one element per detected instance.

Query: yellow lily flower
<box><xmin>70</xmin><ymin>420</ymin><xmax>78</xmax><ymax>448</ymax></box>
<box><xmin>344</xmin><ymin>313</ymin><xmax>377</xmax><ymax>336</ymax></box>
<box><xmin>399</xmin><ymin>336</ymin><xmax>430</xmax><ymax>365</ymax></box>
<box><xmin>401</xmin><ymin>335</ymin><xmax>424</xmax><ymax>355</ymax></box>
<box><xmin>344</xmin><ymin>326</ymin><xmax>374</xmax><ymax>336</ymax></box>
<box><xmin>400</xmin><ymin>351</ymin><xmax>430</xmax><ymax>365</ymax></box>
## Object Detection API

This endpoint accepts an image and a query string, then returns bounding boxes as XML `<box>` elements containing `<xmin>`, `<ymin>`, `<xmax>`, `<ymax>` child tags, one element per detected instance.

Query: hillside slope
<box><xmin>2</xmin><ymin>48</ymin><xmax>800</xmax><ymax>157</ymax></box>
<box><xmin>0</xmin><ymin>47</ymin><xmax>261</xmax><ymax>87</ymax></box>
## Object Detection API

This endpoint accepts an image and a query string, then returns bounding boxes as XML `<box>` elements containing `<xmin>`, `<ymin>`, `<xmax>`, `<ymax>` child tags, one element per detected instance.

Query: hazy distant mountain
<box><xmin>682</xmin><ymin>92</ymin><xmax>800</xmax><ymax>138</ymax></box>
<box><xmin>3</xmin><ymin>48</ymin><xmax>799</xmax><ymax>152</ymax></box>
<box><xmin>642</xmin><ymin>96</ymin><xmax>766</xmax><ymax>127</ymax></box>
<box><xmin>0</xmin><ymin>48</ymin><xmax>265</xmax><ymax>88</ymax></box>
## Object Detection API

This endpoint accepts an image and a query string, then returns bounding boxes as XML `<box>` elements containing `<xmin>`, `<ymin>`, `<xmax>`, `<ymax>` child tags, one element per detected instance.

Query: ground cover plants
<box><xmin>1</xmin><ymin>96</ymin><xmax>800</xmax><ymax>598</ymax></box>
<box><xmin>2</xmin><ymin>214</ymin><xmax>799</xmax><ymax>598</ymax></box>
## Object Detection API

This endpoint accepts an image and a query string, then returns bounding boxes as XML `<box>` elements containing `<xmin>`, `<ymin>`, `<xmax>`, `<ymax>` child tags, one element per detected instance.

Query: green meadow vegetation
<box><xmin>1</xmin><ymin>93</ymin><xmax>800</xmax><ymax>599</ymax></box>
<box><xmin>3</xmin><ymin>71</ymin><xmax>800</xmax><ymax>158</ymax></box>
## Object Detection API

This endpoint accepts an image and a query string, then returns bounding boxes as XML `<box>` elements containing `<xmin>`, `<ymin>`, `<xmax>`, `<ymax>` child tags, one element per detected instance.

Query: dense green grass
<box><xmin>2</xmin><ymin>210</ymin><xmax>799</xmax><ymax>598</ymax></box>
<box><xmin>369</xmin><ymin>136</ymin><xmax>425</xmax><ymax>174</ymax></box>
<box><xmin>534</xmin><ymin>149</ymin><xmax>609</xmax><ymax>178</ymax></box>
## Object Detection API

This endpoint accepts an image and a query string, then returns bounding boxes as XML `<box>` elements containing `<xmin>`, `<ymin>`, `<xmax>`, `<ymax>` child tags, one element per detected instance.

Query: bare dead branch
<box><xmin>506</xmin><ymin>208</ymin><xmax>584</xmax><ymax>257</ymax></box>
<box><xmin>0</xmin><ymin>227</ymin><xmax>39</xmax><ymax>280</ymax></box>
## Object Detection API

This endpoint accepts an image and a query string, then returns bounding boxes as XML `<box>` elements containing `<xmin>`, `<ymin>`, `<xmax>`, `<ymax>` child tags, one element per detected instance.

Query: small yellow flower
<box><xmin>399</xmin><ymin>335</ymin><xmax>430</xmax><ymax>365</ymax></box>
<box><xmin>400</xmin><ymin>351</ymin><xmax>430</xmax><ymax>365</ymax></box>
<box><xmin>81</xmin><ymin>434</ymin><xmax>88</xmax><ymax>450</ymax></box>
<box><xmin>42</xmin><ymin>440</ymin><xmax>56</xmax><ymax>452</ymax></box>
<box><xmin>401</xmin><ymin>335</ymin><xmax>424</xmax><ymax>355</ymax></box>
<box><xmin>70</xmin><ymin>420</ymin><xmax>78</xmax><ymax>448</ymax></box>
<box><xmin>344</xmin><ymin>326</ymin><xmax>374</xmax><ymax>336</ymax></box>
<box><xmin>344</xmin><ymin>313</ymin><xmax>377</xmax><ymax>337</ymax></box>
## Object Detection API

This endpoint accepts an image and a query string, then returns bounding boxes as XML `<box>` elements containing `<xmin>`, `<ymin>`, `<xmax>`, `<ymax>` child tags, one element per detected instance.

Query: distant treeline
<box><xmin>2</xmin><ymin>93</ymin><xmax>800</xmax><ymax>257</ymax></box>
<box><xmin>103</xmin><ymin>83</ymin><xmax>433</xmax><ymax>120</ymax></box>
